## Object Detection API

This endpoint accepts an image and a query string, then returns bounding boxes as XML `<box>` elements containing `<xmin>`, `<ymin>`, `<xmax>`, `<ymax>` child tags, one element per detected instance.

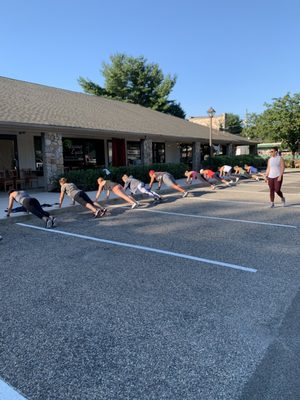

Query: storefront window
<box><xmin>180</xmin><ymin>144</ymin><xmax>192</xmax><ymax>167</ymax></box>
<box><xmin>152</xmin><ymin>142</ymin><xmax>165</xmax><ymax>163</ymax></box>
<box><xmin>34</xmin><ymin>136</ymin><xmax>43</xmax><ymax>174</ymax></box>
<box><xmin>63</xmin><ymin>138</ymin><xmax>105</xmax><ymax>169</ymax></box>
<box><xmin>127</xmin><ymin>141</ymin><xmax>141</xmax><ymax>165</ymax></box>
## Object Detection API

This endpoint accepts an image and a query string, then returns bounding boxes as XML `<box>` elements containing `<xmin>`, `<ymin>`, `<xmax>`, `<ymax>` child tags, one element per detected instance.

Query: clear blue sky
<box><xmin>1</xmin><ymin>0</ymin><xmax>299</xmax><ymax>120</ymax></box>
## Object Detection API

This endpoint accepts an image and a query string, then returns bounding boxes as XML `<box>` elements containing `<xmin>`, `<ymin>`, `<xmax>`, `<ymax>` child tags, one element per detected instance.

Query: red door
<box><xmin>112</xmin><ymin>138</ymin><xmax>126</xmax><ymax>167</ymax></box>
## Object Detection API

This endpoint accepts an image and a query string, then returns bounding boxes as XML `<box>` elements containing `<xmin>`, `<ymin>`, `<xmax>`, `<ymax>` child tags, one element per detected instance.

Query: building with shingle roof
<box><xmin>0</xmin><ymin>76</ymin><xmax>257</xmax><ymax>190</ymax></box>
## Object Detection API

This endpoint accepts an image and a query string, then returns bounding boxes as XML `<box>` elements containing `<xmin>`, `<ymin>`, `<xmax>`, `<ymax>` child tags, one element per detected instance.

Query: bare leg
<box><xmin>93</xmin><ymin>202</ymin><xmax>104</xmax><ymax>210</ymax></box>
<box><xmin>85</xmin><ymin>203</ymin><xmax>98</xmax><ymax>213</ymax></box>
<box><xmin>170</xmin><ymin>183</ymin><xmax>185</xmax><ymax>193</ymax></box>
<box><xmin>215</xmin><ymin>177</ymin><xmax>230</xmax><ymax>186</ymax></box>
<box><xmin>113</xmin><ymin>186</ymin><xmax>136</xmax><ymax>205</ymax></box>
<box><xmin>201</xmin><ymin>176</ymin><xmax>215</xmax><ymax>189</ymax></box>
<box><xmin>221</xmin><ymin>179</ymin><xmax>231</xmax><ymax>185</ymax></box>
<box><xmin>252</xmin><ymin>173</ymin><xmax>265</xmax><ymax>181</ymax></box>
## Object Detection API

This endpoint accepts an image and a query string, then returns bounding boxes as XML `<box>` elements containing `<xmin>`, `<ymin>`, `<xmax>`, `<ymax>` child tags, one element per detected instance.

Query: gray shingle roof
<box><xmin>0</xmin><ymin>76</ymin><xmax>255</xmax><ymax>144</ymax></box>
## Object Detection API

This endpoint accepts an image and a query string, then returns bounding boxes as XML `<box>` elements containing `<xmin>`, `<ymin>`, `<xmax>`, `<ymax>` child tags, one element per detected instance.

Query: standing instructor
<box><xmin>265</xmin><ymin>147</ymin><xmax>286</xmax><ymax>208</ymax></box>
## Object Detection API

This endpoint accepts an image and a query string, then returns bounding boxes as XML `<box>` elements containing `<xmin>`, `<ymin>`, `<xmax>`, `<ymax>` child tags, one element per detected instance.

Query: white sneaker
<box><xmin>51</xmin><ymin>217</ymin><xmax>57</xmax><ymax>227</ymax></box>
<box><xmin>182</xmin><ymin>191</ymin><xmax>188</xmax><ymax>198</ymax></box>
<box><xmin>235</xmin><ymin>177</ymin><xmax>240</xmax><ymax>183</ymax></box>
<box><xmin>131</xmin><ymin>203</ymin><xmax>138</xmax><ymax>209</ymax></box>
<box><xmin>94</xmin><ymin>209</ymin><xmax>101</xmax><ymax>218</ymax></box>
<box><xmin>100</xmin><ymin>208</ymin><xmax>107</xmax><ymax>216</ymax></box>
<box><xmin>45</xmin><ymin>218</ymin><xmax>52</xmax><ymax>228</ymax></box>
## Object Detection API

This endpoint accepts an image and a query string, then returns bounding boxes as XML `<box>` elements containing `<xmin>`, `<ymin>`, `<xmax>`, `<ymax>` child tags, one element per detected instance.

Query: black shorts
<box><xmin>73</xmin><ymin>191</ymin><xmax>93</xmax><ymax>207</ymax></box>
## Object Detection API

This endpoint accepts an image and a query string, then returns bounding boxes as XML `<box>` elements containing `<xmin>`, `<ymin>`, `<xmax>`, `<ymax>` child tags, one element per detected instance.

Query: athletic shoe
<box><xmin>45</xmin><ymin>218</ymin><xmax>52</xmax><ymax>228</ymax></box>
<box><xmin>131</xmin><ymin>203</ymin><xmax>139</xmax><ymax>209</ymax></box>
<box><xmin>51</xmin><ymin>217</ymin><xmax>57</xmax><ymax>227</ymax></box>
<box><xmin>281</xmin><ymin>197</ymin><xmax>286</xmax><ymax>207</ymax></box>
<box><xmin>235</xmin><ymin>177</ymin><xmax>240</xmax><ymax>183</ymax></box>
<box><xmin>255</xmin><ymin>177</ymin><xmax>259</xmax><ymax>181</ymax></box>
<box><xmin>94</xmin><ymin>209</ymin><xmax>101</xmax><ymax>218</ymax></box>
<box><xmin>269</xmin><ymin>203</ymin><xmax>275</xmax><ymax>208</ymax></box>
<box><xmin>100</xmin><ymin>208</ymin><xmax>107</xmax><ymax>217</ymax></box>
<box><xmin>182</xmin><ymin>191</ymin><xmax>188</xmax><ymax>198</ymax></box>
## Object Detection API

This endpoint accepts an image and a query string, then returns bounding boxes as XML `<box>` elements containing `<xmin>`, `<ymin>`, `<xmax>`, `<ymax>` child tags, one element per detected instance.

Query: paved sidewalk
<box><xmin>0</xmin><ymin>178</ymin><xmax>207</xmax><ymax>223</ymax></box>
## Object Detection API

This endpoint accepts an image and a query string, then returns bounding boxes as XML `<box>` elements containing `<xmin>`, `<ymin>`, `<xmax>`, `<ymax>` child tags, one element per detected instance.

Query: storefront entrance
<box><xmin>0</xmin><ymin>135</ymin><xmax>20</xmax><ymax>191</ymax></box>
<box><xmin>0</xmin><ymin>135</ymin><xmax>17</xmax><ymax>171</ymax></box>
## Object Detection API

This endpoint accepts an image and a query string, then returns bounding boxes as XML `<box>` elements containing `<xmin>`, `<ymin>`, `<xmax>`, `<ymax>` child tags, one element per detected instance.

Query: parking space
<box><xmin>0</xmin><ymin>172</ymin><xmax>300</xmax><ymax>400</ymax></box>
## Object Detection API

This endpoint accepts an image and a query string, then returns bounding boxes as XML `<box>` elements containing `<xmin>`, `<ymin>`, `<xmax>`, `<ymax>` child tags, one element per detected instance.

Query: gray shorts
<box><xmin>162</xmin><ymin>173</ymin><xmax>176</xmax><ymax>186</ymax></box>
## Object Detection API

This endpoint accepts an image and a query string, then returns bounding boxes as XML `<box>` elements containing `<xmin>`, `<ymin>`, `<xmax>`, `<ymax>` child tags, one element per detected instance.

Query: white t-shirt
<box><xmin>223</xmin><ymin>165</ymin><xmax>232</xmax><ymax>173</ymax></box>
<box><xmin>268</xmin><ymin>156</ymin><xmax>282</xmax><ymax>178</ymax></box>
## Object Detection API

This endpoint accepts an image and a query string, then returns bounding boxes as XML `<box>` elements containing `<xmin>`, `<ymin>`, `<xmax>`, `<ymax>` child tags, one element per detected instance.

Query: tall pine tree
<box><xmin>79</xmin><ymin>54</ymin><xmax>185</xmax><ymax>118</ymax></box>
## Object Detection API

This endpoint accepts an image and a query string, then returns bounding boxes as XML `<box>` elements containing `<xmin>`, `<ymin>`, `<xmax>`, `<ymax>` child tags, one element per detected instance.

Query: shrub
<box><xmin>202</xmin><ymin>155</ymin><xmax>267</xmax><ymax>171</ymax></box>
<box><xmin>51</xmin><ymin>168</ymin><xmax>104</xmax><ymax>192</ymax></box>
<box><xmin>51</xmin><ymin>163</ymin><xmax>188</xmax><ymax>192</ymax></box>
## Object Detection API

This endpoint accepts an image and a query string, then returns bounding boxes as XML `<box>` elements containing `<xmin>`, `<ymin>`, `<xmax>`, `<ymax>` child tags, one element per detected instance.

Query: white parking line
<box><xmin>17</xmin><ymin>223</ymin><xmax>257</xmax><ymax>273</ymax></box>
<box><xmin>195</xmin><ymin>197</ymin><xmax>265</xmax><ymax>205</ymax></box>
<box><xmin>193</xmin><ymin>197</ymin><xmax>300</xmax><ymax>208</ymax></box>
<box><xmin>0</xmin><ymin>379</ymin><xmax>27</xmax><ymax>400</ymax></box>
<box><xmin>228</xmin><ymin>189</ymin><xmax>300</xmax><ymax>196</ymax></box>
<box><xmin>138</xmin><ymin>209</ymin><xmax>297</xmax><ymax>229</ymax></box>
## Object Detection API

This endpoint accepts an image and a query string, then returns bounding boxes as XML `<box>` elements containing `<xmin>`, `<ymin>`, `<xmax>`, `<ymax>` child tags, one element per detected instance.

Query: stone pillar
<box><xmin>42</xmin><ymin>132</ymin><xmax>64</xmax><ymax>191</ymax></box>
<box><xmin>141</xmin><ymin>138</ymin><xmax>152</xmax><ymax>166</ymax></box>
<box><xmin>192</xmin><ymin>141</ymin><xmax>201</xmax><ymax>171</ymax></box>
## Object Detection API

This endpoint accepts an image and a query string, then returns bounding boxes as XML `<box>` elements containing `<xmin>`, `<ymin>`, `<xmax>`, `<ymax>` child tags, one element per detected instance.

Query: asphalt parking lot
<box><xmin>0</xmin><ymin>172</ymin><xmax>300</xmax><ymax>400</ymax></box>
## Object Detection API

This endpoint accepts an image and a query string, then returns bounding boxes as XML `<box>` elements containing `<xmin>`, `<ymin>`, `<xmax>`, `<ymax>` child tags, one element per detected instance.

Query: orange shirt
<box><xmin>202</xmin><ymin>169</ymin><xmax>215</xmax><ymax>178</ymax></box>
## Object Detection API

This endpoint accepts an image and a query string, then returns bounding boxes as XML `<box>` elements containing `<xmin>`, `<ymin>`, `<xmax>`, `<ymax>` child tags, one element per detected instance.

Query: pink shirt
<box><xmin>190</xmin><ymin>171</ymin><xmax>198</xmax><ymax>179</ymax></box>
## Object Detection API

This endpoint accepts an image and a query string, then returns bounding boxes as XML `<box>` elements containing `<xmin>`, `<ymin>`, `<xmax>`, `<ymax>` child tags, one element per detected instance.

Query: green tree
<box><xmin>242</xmin><ymin>93</ymin><xmax>300</xmax><ymax>164</ymax></box>
<box><xmin>242</xmin><ymin>112</ymin><xmax>263</xmax><ymax>138</ymax></box>
<box><xmin>220</xmin><ymin>113</ymin><xmax>243</xmax><ymax>134</ymax></box>
<box><xmin>78</xmin><ymin>53</ymin><xmax>186</xmax><ymax>118</ymax></box>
